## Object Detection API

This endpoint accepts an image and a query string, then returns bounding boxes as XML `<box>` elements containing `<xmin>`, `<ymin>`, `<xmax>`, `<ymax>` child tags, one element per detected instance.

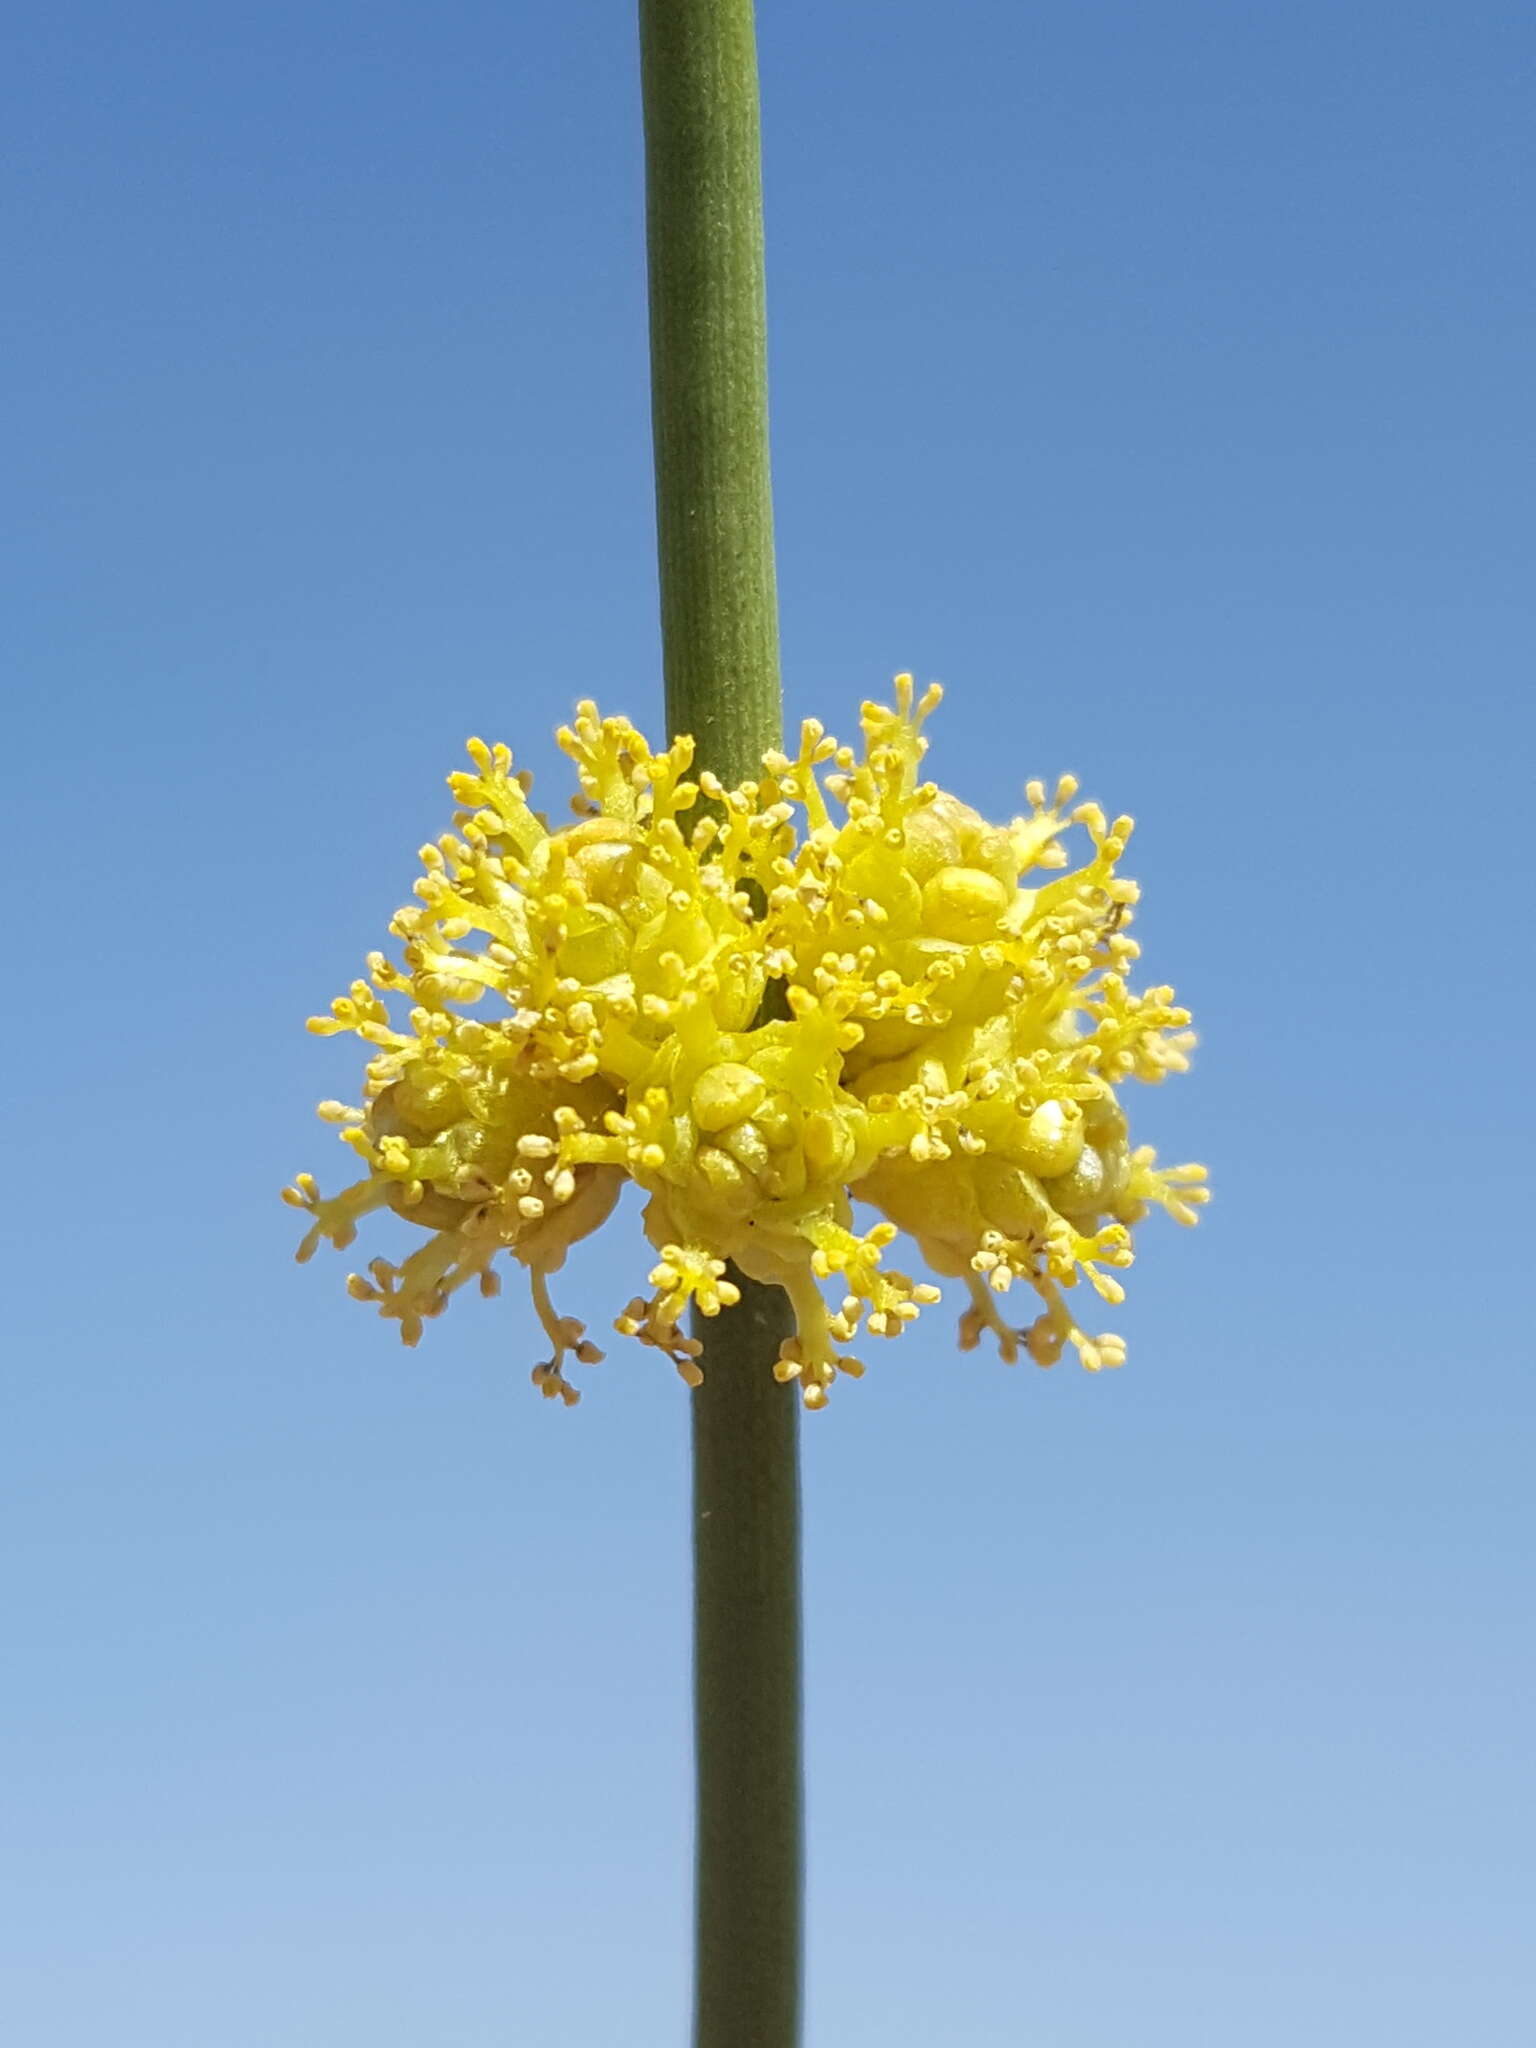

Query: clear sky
<box><xmin>5</xmin><ymin>4</ymin><xmax>1533</xmax><ymax>2044</ymax></box>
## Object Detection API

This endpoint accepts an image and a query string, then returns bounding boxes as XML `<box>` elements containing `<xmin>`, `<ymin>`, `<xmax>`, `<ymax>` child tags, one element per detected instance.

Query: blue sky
<box><xmin>4</xmin><ymin>3</ymin><xmax>1533</xmax><ymax>2043</ymax></box>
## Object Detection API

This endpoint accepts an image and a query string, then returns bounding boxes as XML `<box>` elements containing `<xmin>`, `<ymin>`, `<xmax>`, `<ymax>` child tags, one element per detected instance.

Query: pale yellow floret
<box><xmin>290</xmin><ymin>680</ymin><xmax>1205</xmax><ymax>1405</ymax></box>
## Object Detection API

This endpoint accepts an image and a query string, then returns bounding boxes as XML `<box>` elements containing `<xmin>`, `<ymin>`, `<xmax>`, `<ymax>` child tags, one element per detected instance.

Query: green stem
<box><xmin>685</xmin><ymin>1273</ymin><xmax>802</xmax><ymax>2048</ymax></box>
<box><xmin>640</xmin><ymin>0</ymin><xmax>782</xmax><ymax>779</ymax></box>
<box><xmin>638</xmin><ymin>5</ymin><xmax>802</xmax><ymax>2045</ymax></box>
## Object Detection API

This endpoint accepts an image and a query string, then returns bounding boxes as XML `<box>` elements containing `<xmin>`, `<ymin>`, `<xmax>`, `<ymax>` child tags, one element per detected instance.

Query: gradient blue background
<box><xmin>5</xmin><ymin>4</ymin><xmax>1533</xmax><ymax>2043</ymax></box>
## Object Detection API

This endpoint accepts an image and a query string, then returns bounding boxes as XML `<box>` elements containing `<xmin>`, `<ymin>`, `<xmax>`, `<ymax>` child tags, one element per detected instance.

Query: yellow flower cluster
<box><xmin>287</xmin><ymin>679</ymin><xmax>1206</xmax><ymax>1407</ymax></box>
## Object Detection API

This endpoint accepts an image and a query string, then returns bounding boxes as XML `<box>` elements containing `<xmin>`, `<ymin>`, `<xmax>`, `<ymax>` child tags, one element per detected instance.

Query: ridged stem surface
<box><xmin>638</xmin><ymin>4</ymin><xmax>802</xmax><ymax>2044</ymax></box>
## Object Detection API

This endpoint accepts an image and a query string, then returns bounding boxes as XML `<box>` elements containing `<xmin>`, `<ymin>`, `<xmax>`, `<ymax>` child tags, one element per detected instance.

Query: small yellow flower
<box><xmin>289</xmin><ymin>681</ymin><xmax>1207</xmax><ymax>1404</ymax></box>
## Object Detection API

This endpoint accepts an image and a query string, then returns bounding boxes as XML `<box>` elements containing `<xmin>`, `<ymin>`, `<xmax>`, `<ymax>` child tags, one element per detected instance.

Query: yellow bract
<box><xmin>287</xmin><ymin>680</ymin><xmax>1207</xmax><ymax>1406</ymax></box>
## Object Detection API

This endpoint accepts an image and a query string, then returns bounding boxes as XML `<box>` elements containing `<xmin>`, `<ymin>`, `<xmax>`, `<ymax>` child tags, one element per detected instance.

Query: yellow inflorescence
<box><xmin>287</xmin><ymin>680</ymin><xmax>1207</xmax><ymax>1407</ymax></box>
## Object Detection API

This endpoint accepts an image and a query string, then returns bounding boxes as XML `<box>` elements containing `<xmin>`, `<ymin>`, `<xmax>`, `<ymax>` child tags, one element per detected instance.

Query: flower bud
<box><xmin>691</xmin><ymin>1062</ymin><xmax>768</xmax><ymax>1133</ymax></box>
<box><xmin>1018</xmin><ymin>1099</ymin><xmax>1085</xmax><ymax>1178</ymax></box>
<box><xmin>921</xmin><ymin>866</ymin><xmax>1011</xmax><ymax>943</ymax></box>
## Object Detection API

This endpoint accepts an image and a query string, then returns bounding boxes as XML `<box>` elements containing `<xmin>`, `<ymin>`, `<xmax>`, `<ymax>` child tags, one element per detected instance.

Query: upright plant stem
<box><xmin>638</xmin><ymin>5</ymin><xmax>802</xmax><ymax>2045</ymax></box>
